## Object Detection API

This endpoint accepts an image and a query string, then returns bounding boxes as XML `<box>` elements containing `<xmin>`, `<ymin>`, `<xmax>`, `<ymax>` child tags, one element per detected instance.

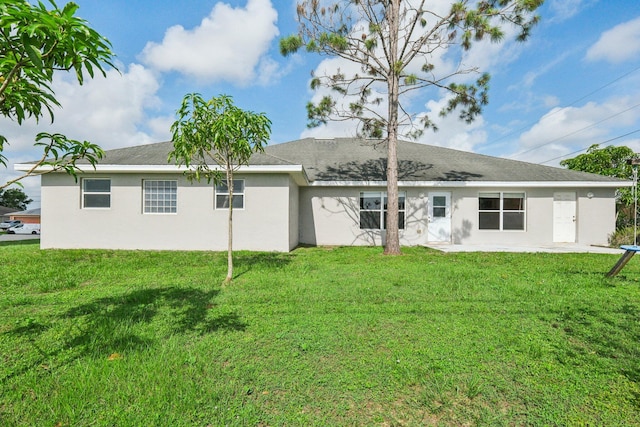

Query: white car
<box><xmin>0</xmin><ymin>220</ymin><xmax>21</xmax><ymax>230</ymax></box>
<box><xmin>7</xmin><ymin>223</ymin><xmax>40</xmax><ymax>235</ymax></box>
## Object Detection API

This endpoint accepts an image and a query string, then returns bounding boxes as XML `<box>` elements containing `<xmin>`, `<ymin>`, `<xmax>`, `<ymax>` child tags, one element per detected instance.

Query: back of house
<box><xmin>16</xmin><ymin>138</ymin><xmax>630</xmax><ymax>251</ymax></box>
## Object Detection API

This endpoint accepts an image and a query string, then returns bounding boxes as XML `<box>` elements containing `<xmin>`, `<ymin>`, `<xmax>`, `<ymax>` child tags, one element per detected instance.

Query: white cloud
<box><xmin>415</xmin><ymin>97</ymin><xmax>487</xmax><ymax>152</ymax></box>
<box><xmin>547</xmin><ymin>0</ymin><xmax>589</xmax><ymax>22</ymax></box>
<box><xmin>140</xmin><ymin>0</ymin><xmax>279</xmax><ymax>85</ymax></box>
<box><xmin>586</xmin><ymin>16</ymin><xmax>640</xmax><ymax>64</ymax></box>
<box><xmin>0</xmin><ymin>63</ymin><xmax>165</xmax><ymax>194</ymax></box>
<box><xmin>511</xmin><ymin>98</ymin><xmax>640</xmax><ymax>164</ymax></box>
<box><xmin>298</xmin><ymin>0</ymin><xmax>524</xmax><ymax>146</ymax></box>
<box><xmin>460</xmin><ymin>24</ymin><xmax>523</xmax><ymax>79</ymax></box>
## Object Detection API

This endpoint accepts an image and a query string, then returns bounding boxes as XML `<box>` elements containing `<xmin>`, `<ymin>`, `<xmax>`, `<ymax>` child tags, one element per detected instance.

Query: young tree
<box><xmin>169</xmin><ymin>94</ymin><xmax>272</xmax><ymax>284</ymax></box>
<box><xmin>0</xmin><ymin>0</ymin><xmax>116</xmax><ymax>189</ymax></box>
<box><xmin>281</xmin><ymin>0</ymin><xmax>542</xmax><ymax>254</ymax></box>
<box><xmin>0</xmin><ymin>187</ymin><xmax>32</xmax><ymax>210</ymax></box>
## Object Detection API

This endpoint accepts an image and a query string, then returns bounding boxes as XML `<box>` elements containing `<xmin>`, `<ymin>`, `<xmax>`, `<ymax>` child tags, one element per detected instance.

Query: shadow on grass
<box><xmin>3</xmin><ymin>286</ymin><xmax>245</xmax><ymax>384</ymax></box>
<box><xmin>233</xmin><ymin>252</ymin><xmax>293</xmax><ymax>279</ymax></box>
<box><xmin>63</xmin><ymin>286</ymin><xmax>246</xmax><ymax>345</ymax></box>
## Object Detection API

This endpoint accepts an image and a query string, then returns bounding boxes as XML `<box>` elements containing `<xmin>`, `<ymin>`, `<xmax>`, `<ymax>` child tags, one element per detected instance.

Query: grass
<box><xmin>1</xmin><ymin>242</ymin><xmax>640</xmax><ymax>426</ymax></box>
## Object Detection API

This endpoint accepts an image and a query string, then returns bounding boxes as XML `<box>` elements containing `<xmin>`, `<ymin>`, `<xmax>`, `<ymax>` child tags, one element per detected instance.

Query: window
<box><xmin>215</xmin><ymin>180</ymin><xmax>244</xmax><ymax>209</ymax></box>
<box><xmin>144</xmin><ymin>180</ymin><xmax>177</xmax><ymax>213</ymax></box>
<box><xmin>82</xmin><ymin>178</ymin><xmax>111</xmax><ymax>208</ymax></box>
<box><xmin>360</xmin><ymin>191</ymin><xmax>405</xmax><ymax>229</ymax></box>
<box><xmin>479</xmin><ymin>192</ymin><xmax>525</xmax><ymax>230</ymax></box>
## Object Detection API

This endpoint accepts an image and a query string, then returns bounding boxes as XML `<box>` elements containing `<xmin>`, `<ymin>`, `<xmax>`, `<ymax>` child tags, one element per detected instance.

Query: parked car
<box><xmin>0</xmin><ymin>220</ymin><xmax>21</xmax><ymax>230</ymax></box>
<box><xmin>7</xmin><ymin>223</ymin><xmax>40</xmax><ymax>235</ymax></box>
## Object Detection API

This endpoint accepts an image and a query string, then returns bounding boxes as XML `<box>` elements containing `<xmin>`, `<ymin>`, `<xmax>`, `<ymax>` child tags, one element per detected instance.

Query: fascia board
<box><xmin>14</xmin><ymin>163</ymin><xmax>309</xmax><ymax>185</ymax></box>
<box><xmin>13</xmin><ymin>163</ymin><xmax>629</xmax><ymax>188</ymax></box>
<box><xmin>309</xmin><ymin>180</ymin><xmax>633</xmax><ymax>188</ymax></box>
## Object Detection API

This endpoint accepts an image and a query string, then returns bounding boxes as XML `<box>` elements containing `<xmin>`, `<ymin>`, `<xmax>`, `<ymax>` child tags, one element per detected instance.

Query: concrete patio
<box><xmin>425</xmin><ymin>243</ymin><xmax>624</xmax><ymax>254</ymax></box>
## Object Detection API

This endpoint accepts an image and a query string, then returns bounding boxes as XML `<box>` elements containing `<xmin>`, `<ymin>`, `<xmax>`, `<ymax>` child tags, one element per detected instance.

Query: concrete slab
<box><xmin>425</xmin><ymin>243</ymin><xmax>623</xmax><ymax>254</ymax></box>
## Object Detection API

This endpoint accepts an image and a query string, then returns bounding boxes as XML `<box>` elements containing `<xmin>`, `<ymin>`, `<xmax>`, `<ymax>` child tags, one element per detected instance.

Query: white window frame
<box><xmin>215</xmin><ymin>179</ymin><xmax>244</xmax><ymax>210</ymax></box>
<box><xmin>478</xmin><ymin>191</ymin><xmax>526</xmax><ymax>231</ymax></box>
<box><xmin>359</xmin><ymin>191</ymin><xmax>406</xmax><ymax>230</ymax></box>
<box><xmin>82</xmin><ymin>178</ymin><xmax>111</xmax><ymax>209</ymax></box>
<box><xmin>143</xmin><ymin>180</ymin><xmax>177</xmax><ymax>214</ymax></box>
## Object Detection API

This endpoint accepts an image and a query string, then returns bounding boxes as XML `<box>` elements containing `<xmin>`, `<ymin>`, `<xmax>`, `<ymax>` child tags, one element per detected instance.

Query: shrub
<box><xmin>609</xmin><ymin>226</ymin><xmax>639</xmax><ymax>247</ymax></box>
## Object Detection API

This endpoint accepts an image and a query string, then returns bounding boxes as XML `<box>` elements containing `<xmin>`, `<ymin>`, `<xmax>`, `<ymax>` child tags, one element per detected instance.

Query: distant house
<box><xmin>9</xmin><ymin>208</ymin><xmax>41</xmax><ymax>224</ymax></box>
<box><xmin>16</xmin><ymin>138</ymin><xmax>631</xmax><ymax>251</ymax></box>
<box><xmin>0</xmin><ymin>205</ymin><xmax>14</xmax><ymax>223</ymax></box>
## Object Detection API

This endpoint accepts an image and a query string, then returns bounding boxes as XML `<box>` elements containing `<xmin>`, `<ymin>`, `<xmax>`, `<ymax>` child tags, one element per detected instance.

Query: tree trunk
<box><xmin>225</xmin><ymin>167</ymin><xmax>234</xmax><ymax>283</ymax></box>
<box><xmin>384</xmin><ymin>0</ymin><xmax>401</xmax><ymax>256</ymax></box>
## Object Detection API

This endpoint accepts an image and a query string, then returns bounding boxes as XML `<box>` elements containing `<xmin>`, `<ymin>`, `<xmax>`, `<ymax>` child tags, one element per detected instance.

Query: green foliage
<box><xmin>0</xmin><ymin>0</ymin><xmax>115</xmax><ymax>188</ymax></box>
<box><xmin>0</xmin><ymin>187</ymin><xmax>32</xmax><ymax>210</ymax></box>
<box><xmin>169</xmin><ymin>93</ymin><xmax>271</xmax><ymax>282</ymax></box>
<box><xmin>1</xmin><ymin>245</ymin><xmax>640</xmax><ymax>425</ymax></box>
<box><xmin>443</xmin><ymin>72</ymin><xmax>491</xmax><ymax>123</ymax></box>
<box><xmin>561</xmin><ymin>145</ymin><xmax>637</xmax><ymax>221</ymax></box>
<box><xmin>609</xmin><ymin>226</ymin><xmax>638</xmax><ymax>247</ymax></box>
<box><xmin>560</xmin><ymin>144</ymin><xmax>635</xmax><ymax>179</ymax></box>
<box><xmin>169</xmin><ymin>93</ymin><xmax>271</xmax><ymax>182</ymax></box>
<box><xmin>284</xmin><ymin>0</ymin><xmax>542</xmax><ymax>137</ymax></box>
<box><xmin>306</xmin><ymin>96</ymin><xmax>335</xmax><ymax>128</ymax></box>
<box><xmin>283</xmin><ymin>1</ymin><xmax>542</xmax><ymax>254</ymax></box>
<box><xmin>278</xmin><ymin>35</ymin><xmax>304</xmax><ymax>56</ymax></box>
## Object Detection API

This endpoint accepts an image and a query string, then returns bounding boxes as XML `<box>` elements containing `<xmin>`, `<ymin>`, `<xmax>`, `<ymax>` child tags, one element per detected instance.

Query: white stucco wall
<box><xmin>575</xmin><ymin>188</ymin><xmax>617</xmax><ymax>245</ymax></box>
<box><xmin>40</xmin><ymin>173</ymin><xmax>618</xmax><ymax>251</ymax></box>
<box><xmin>40</xmin><ymin>172</ymin><xmax>294</xmax><ymax>252</ymax></box>
<box><xmin>451</xmin><ymin>187</ymin><xmax>616</xmax><ymax>246</ymax></box>
<box><xmin>298</xmin><ymin>187</ymin><xmax>430</xmax><ymax>247</ymax></box>
<box><xmin>288</xmin><ymin>177</ymin><xmax>300</xmax><ymax>250</ymax></box>
<box><xmin>299</xmin><ymin>186</ymin><xmax>618</xmax><ymax>248</ymax></box>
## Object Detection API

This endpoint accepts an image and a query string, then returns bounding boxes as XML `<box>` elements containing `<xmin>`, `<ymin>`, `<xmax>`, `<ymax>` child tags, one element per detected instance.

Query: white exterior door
<box><xmin>428</xmin><ymin>192</ymin><xmax>452</xmax><ymax>243</ymax></box>
<box><xmin>553</xmin><ymin>192</ymin><xmax>577</xmax><ymax>243</ymax></box>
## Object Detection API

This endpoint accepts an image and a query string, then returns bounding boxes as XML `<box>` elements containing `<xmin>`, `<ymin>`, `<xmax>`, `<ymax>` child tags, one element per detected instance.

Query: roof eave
<box><xmin>310</xmin><ymin>180</ymin><xmax>632</xmax><ymax>188</ymax></box>
<box><xmin>14</xmin><ymin>163</ymin><xmax>310</xmax><ymax>186</ymax></box>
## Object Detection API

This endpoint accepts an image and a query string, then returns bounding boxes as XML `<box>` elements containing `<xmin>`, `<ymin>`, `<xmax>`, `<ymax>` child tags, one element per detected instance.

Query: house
<box><xmin>0</xmin><ymin>205</ymin><xmax>14</xmax><ymax>223</ymax></box>
<box><xmin>9</xmin><ymin>208</ymin><xmax>41</xmax><ymax>224</ymax></box>
<box><xmin>16</xmin><ymin>138</ymin><xmax>631</xmax><ymax>252</ymax></box>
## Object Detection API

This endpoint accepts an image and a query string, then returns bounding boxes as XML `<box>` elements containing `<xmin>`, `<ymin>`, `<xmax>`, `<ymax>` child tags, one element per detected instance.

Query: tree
<box><xmin>561</xmin><ymin>144</ymin><xmax>637</xmax><ymax>227</ymax></box>
<box><xmin>169</xmin><ymin>94</ymin><xmax>272</xmax><ymax>283</ymax></box>
<box><xmin>0</xmin><ymin>0</ymin><xmax>116</xmax><ymax>190</ymax></box>
<box><xmin>281</xmin><ymin>0</ymin><xmax>542</xmax><ymax>254</ymax></box>
<box><xmin>0</xmin><ymin>187</ymin><xmax>32</xmax><ymax>210</ymax></box>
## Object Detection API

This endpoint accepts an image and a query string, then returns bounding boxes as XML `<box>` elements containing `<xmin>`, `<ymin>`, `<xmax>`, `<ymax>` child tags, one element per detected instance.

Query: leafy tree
<box><xmin>0</xmin><ymin>187</ymin><xmax>32</xmax><ymax>210</ymax></box>
<box><xmin>281</xmin><ymin>0</ymin><xmax>542</xmax><ymax>254</ymax></box>
<box><xmin>169</xmin><ymin>94</ymin><xmax>272</xmax><ymax>283</ymax></box>
<box><xmin>561</xmin><ymin>144</ymin><xmax>637</xmax><ymax>227</ymax></box>
<box><xmin>0</xmin><ymin>0</ymin><xmax>116</xmax><ymax>189</ymax></box>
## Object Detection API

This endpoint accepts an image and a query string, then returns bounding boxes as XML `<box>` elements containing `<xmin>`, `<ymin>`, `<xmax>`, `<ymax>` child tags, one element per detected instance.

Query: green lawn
<box><xmin>1</xmin><ymin>241</ymin><xmax>639</xmax><ymax>426</ymax></box>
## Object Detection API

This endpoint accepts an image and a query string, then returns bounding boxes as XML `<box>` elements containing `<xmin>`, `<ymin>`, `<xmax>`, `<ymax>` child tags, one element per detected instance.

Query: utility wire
<box><xmin>482</xmin><ymin>65</ymin><xmax>640</xmax><ymax>151</ymax></box>
<box><xmin>511</xmin><ymin>102</ymin><xmax>640</xmax><ymax>158</ymax></box>
<box><xmin>538</xmin><ymin>128</ymin><xmax>640</xmax><ymax>165</ymax></box>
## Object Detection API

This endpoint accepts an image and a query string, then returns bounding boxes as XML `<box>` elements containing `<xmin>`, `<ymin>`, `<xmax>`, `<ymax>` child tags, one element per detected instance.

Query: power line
<box><xmin>482</xmin><ymin>65</ymin><xmax>640</xmax><ymax>150</ymax></box>
<box><xmin>511</xmin><ymin>102</ymin><xmax>640</xmax><ymax>158</ymax></box>
<box><xmin>538</xmin><ymin>128</ymin><xmax>640</xmax><ymax>165</ymax></box>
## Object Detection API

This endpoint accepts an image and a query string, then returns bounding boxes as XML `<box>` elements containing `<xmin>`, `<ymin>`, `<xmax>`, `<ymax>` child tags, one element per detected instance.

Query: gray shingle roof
<box><xmin>263</xmin><ymin>138</ymin><xmax>625</xmax><ymax>183</ymax></box>
<box><xmin>9</xmin><ymin>208</ymin><xmax>40</xmax><ymax>216</ymax></box>
<box><xmin>0</xmin><ymin>205</ymin><xmax>15</xmax><ymax>216</ymax></box>
<box><xmin>91</xmin><ymin>138</ymin><xmax>626</xmax><ymax>184</ymax></box>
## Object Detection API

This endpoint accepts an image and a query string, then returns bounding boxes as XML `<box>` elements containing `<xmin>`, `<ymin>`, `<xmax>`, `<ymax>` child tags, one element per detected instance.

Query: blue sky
<box><xmin>2</xmin><ymin>0</ymin><xmax>640</xmax><ymax>206</ymax></box>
